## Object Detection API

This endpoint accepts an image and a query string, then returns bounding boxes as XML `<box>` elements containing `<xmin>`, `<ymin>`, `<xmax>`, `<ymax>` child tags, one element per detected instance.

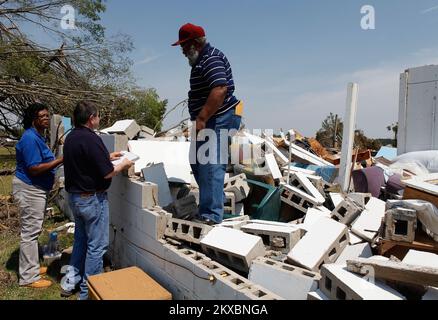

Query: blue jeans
<box><xmin>190</xmin><ymin>108</ymin><xmax>241</xmax><ymax>223</ymax></box>
<box><xmin>62</xmin><ymin>192</ymin><xmax>109</xmax><ymax>300</ymax></box>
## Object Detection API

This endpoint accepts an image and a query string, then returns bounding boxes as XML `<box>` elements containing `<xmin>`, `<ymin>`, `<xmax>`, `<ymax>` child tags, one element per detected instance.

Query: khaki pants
<box><xmin>12</xmin><ymin>177</ymin><xmax>48</xmax><ymax>286</ymax></box>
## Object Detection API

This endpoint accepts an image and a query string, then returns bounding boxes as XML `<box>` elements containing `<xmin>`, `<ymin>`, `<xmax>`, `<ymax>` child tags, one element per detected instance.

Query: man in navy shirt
<box><xmin>61</xmin><ymin>101</ymin><xmax>133</xmax><ymax>299</ymax></box>
<box><xmin>172</xmin><ymin>23</ymin><xmax>242</xmax><ymax>224</ymax></box>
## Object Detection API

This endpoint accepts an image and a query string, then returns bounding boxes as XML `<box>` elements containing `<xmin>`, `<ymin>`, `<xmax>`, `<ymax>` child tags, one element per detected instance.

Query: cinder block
<box><xmin>335</xmin><ymin>243</ymin><xmax>373</xmax><ymax>265</ymax></box>
<box><xmin>351</xmin><ymin>197</ymin><xmax>386</xmax><ymax>242</ymax></box>
<box><xmin>223</xmin><ymin>192</ymin><xmax>236</xmax><ymax>215</ymax></box>
<box><xmin>164</xmin><ymin>195</ymin><xmax>198</xmax><ymax>220</ymax></box>
<box><xmin>347</xmin><ymin>192</ymin><xmax>371</xmax><ymax>208</ymax></box>
<box><xmin>320</xmin><ymin>264</ymin><xmax>405</xmax><ymax>300</ymax></box>
<box><xmin>287</xmin><ymin>217</ymin><xmax>349</xmax><ymax>271</ymax></box>
<box><xmin>302</xmin><ymin>208</ymin><xmax>331</xmax><ymax>230</ymax></box>
<box><xmin>307</xmin><ymin>290</ymin><xmax>330</xmax><ymax>300</ymax></box>
<box><xmin>249</xmin><ymin>257</ymin><xmax>321</xmax><ymax>300</ymax></box>
<box><xmin>236</xmin><ymin>284</ymin><xmax>284</xmax><ymax>300</ymax></box>
<box><xmin>106</xmin><ymin>119</ymin><xmax>141</xmax><ymax>139</ymax></box>
<box><xmin>200</xmin><ymin>227</ymin><xmax>266</xmax><ymax>273</ymax></box>
<box><xmin>288</xmin><ymin>172</ymin><xmax>326</xmax><ymax>204</ymax></box>
<box><xmin>164</xmin><ymin>218</ymin><xmax>213</xmax><ymax>244</ymax></box>
<box><xmin>224</xmin><ymin>173</ymin><xmax>250</xmax><ymax>202</ymax></box>
<box><xmin>100</xmin><ymin>134</ymin><xmax>129</xmax><ymax>153</ymax></box>
<box><xmin>141</xmin><ymin>163</ymin><xmax>173</xmax><ymax>207</ymax></box>
<box><xmin>138</xmin><ymin>206</ymin><xmax>171</xmax><ymax>240</ymax></box>
<box><xmin>218</xmin><ymin>220</ymin><xmax>249</xmax><ymax>229</ymax></box>
<box><xmin>422</xmin><ymin>287</ymin><xmax>438</xmax><ymax>300</ymax></box>
<box><xmin>384</xmin><ymin>208</ymin><xmax>417</xmax><ymax>243</ymax></box>
<box><xmin>281</xmin><ymin>185</ymin><xmax>319</xmax><ymax>214</ymax></box>
<box><xmin>330</xmin><ymin>198</ymin><xmax>362</xmax><ymax>225</ymax></box>
<box><xmin>402</xmin><ymin>249</ymin><xmax>438</xmax><ymax>268</ymax></box>
<box><xmin>329</xmin><ymin>193</ymin><xmax>344</xmax><ymax>208</ymax></box>
<box><xmin>110</xmin><ymin>175</ymin><xmax>159</xmax><ymax>209</ymax></box>
<box><xmin>348</xmin><ymin>231</ymin><xmax>364</xmax><ymax>245</ymax></box>
<box><xmin>241</xmin><ymin>223</ymin><xmax>303</xmax><ymax>253</ymax></box>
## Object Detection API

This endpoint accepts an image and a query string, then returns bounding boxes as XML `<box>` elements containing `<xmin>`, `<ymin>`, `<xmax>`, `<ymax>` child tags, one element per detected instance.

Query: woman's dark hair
<box><xmin>23</xmin><ymin>103</ymin><xmax>48</xmax><ymax>130</ymax></box>
<box><xmin>73</xmin><ymin>101</ymin><xmax>98</xmax><ymax>127</ymax></box>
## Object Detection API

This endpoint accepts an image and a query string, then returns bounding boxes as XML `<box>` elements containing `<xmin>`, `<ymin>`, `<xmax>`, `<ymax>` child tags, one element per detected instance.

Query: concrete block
<box><xmin>241</xmin><ymin>223</ymin><xmax>303</xmax><ymax>253</ymax></box>
<box><xmin>281</xmin><ymin>185</ymin><xmax>319</xmax><ymax>214</ymax></box>
<box><xmin>289</xmin><ymin>172</ymin><xmax>325</xmax><ymax>204</ymax></box>
<box><xmin>100</xmin><ymin>134</ymin><xmax>129</xmax><ymax>153</ymax></box>
<box><xmin>236</xmin><ymin>284</ymin><xmax>284</xmax><ymax>300</ymax></box>
<box><xmin>351</xmin><ymin>197</ymin><xmax>386</xmax><ymax>242</ymax></box>
<box><xmin>223</xmin><ymin>192</ymin><xmax>236</xmax><ymax>215</ymax></box>
<box><xmin>264</xmin><ymin>153</ymin><xmax>282</xmax><ymax>180</ymax></box>
<box><xmin>320</xmin><ymin>264</ymin><xmax>405</xmax><ymax>300</ymax></box>
<box><xmin>165</xmin><ymin>218</ymin><xmax>213</xmax><ymax>244</ymax></box>
<box><xmin>224</xmin><ymin>173</ymin><xmax>250</xmax><ymax>202</ymax></box>
<box><xmin>164</xmin><ymin>195</ymin><xmax>198</xmax><ymax>221</ymax></box>
<box><xmin>138</xmin><ymin>206</ymin><xmax>171</xmax><ymax>240</ymax></box>
<box><xmin>335</xmin><ymin>243</ymin><xmax>373</xmax><ymax>265</ymax></box>
<box><xmin>249</xmin><ymin>257</ymin><xmax>321</xmax><ymax>300</ymax></box>
<box><xmin>105</xmin><ymin>119</ymin><xmax>141</xmax><ymax>139</ymax></box>
<box><xmin>110</xmin><ymin>175</ymin><xmax>159</xmax><ymax>209</ymax></box>
<box><xmin>330</xmin><ymin>193</ymin><xmax>344</xmax><ymax>208</ymax></box>
<box><xmin>316</xmin><ymin>205</ymin><xmax>331</xmax><ymax>214</ymax></box>
<box><xmin>218</xmin><ymin>220</ymin><xmax>248</xmax><ymax>229</ymax></box>
<box><xmin>402</xmin><ymin>249</ymin><xmax>438</xmax><ymax>268</ymax></box>
<box><xmin>287</xmin><ymin>217</ymin><xmax>349</xmax><ymax>271</ymax></box>
<box><xmin>141</xmin><ymin>163</ymin><xmax>173</xmax><ymax>207</ymax></box>
<box><xmin>303</xmin><ymin>208</ymin><xmax>331</xmax><ymax>230</ymax></box>
<box><xmin>422</xmin><ymin>287</ymin><xmax>438</xmax><ymax>300</ymax></box>
<box><xmin>347</xmin><ymin>192</ymin><xmax>371</xmax><ymax>207</ymax></box>
<box><xmin>307</xmin><ymin>290</ymin><xmax>330</xmax><ymax>300</ymax></box>
<box><xmin>349</xmin><ymin>231</ymin><xmax>364</xmax><ymax>245</ymax></box>
<box><xmin>330</xmin><ymin>198</ymin><xmax>362</xmax><ymax>225</ymax></box>
<box><xmin>200</xmin><ymin>227</ymin><xmax>266</xmax><ymax>273</ymax></box>
<box><xmin>384</xmin><ymin>208</ymin><xmax>417</xmax><ymax>243</ymax></box>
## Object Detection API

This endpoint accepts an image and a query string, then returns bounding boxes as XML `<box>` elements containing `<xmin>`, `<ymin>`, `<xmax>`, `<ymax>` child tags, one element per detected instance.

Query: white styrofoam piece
<box><xmin>322</xmin><ymin>264</ymin><xmax>405</xmax><ymax>300</ymax></box>
<box><xmin>330</xmin><ymin>193</ymin><xmax>344</xmax><ymax>208</ymax></box>
<box><xmin>351</xmin><ymin>197</ymin><xmax>386</xmax><ymax>242</ymax></box>
<box><xmin>287</xmin><ymin>217</ymin><xmax>347</xmax><ymax>270</ymax></box>
<box><xmin>335</xmin><ymin>243</ymin><xmax>373</xmax><ymax>265</ymax></box>
<box><xmin>249</xmin><ymin>258</ymin><xmax>319</xmax><ymax>300</ymax></box>
<box><xmin>264</xmin><ymin>153</ymin><xmax>282</xmax><ymax>180</ymax></box>
<box><xmin>141</xmin><ymin>163</ymin><xmax>173</xmax><ymax>207</ymax></box>
<box><xmin>128</xmin><ymin>140</ymin><xmax>192</xmax><ymax>183</ymax></box>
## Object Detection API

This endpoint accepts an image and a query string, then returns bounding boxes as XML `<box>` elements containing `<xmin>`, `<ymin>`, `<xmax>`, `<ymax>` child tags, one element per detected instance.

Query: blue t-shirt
<box><xmin>188</xmin><ymin>43</ymin><xmax>239</xmax><ymax>120</ymax></box>
<box><xmin>15</xmin><ymin>127</ymin><xmax>56</xmax><ymax>191</ymax></box>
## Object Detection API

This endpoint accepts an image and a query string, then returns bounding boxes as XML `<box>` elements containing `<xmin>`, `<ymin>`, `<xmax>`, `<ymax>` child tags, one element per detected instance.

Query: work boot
<box><xmin>39</xmin><ymin>267</ymin><xmax>48</xmax><ymax>275</ymax></box>
<box><xmin>21</xmin><ymin>279</ymin><xmax>52</xmax><ymax>289</ymax></box>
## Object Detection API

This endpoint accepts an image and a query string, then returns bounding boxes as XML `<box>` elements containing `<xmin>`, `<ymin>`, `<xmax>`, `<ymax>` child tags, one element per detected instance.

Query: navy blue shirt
<box><xmin>188</xmin><ymin>43</ymin><xmax>240</xmax><ymax>120</ymax></box>
<box><xmin>63</xmin><ymin>126</ymin><xmax>114</xmax><ymax>193</ymax></box>
<box><xmin>15</xmin><ymin>127</ymin><xmax>55</xmax><ymax>191</ymax></box>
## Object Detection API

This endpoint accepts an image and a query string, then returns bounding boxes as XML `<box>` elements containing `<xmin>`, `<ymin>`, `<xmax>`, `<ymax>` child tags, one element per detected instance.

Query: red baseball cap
<box><xmin>172</xmin><ymin>23</ymin><xmax>206</xmax><ymax>46</ymax></box>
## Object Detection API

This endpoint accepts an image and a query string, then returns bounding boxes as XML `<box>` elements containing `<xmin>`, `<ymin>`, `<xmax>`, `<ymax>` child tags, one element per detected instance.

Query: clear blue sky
<box><xmin>32</xmin><ymin>1</ymin><xmax>438</xmax><ymax>137</ymax></box>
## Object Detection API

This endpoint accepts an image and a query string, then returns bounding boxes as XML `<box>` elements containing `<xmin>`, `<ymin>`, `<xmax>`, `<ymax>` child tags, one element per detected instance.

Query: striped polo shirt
<box><xmin>188</xmin><ymin>43</ymin><xmax>239</xmax><ymax>120</ymax></box>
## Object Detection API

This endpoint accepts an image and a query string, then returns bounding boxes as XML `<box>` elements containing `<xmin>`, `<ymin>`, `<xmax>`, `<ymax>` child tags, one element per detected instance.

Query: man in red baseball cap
<box><xmin>172</xmin><ymin>23</ymin><xmax>243</xmax><ymax>225</ymax></box>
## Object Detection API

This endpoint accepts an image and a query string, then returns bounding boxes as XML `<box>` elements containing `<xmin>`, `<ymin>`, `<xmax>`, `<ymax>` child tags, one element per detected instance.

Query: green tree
<box><xmin>387</xmin><ymin>122</ymin><xmax>398</xmax><ymax>147</ymax></box>
<box><xmin>119</xmin><ymin>89</ymin><xmax>167</xmax><ymax>132</ymax></box>
<box><xmin>316</xmin><ymin>113</ymin><xmax>343</xmax><ymax>148</ymax></box>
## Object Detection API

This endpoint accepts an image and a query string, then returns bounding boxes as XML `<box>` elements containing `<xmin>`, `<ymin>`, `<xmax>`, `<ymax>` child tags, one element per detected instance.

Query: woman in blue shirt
<box><xmin>13</xmin><ymin>103</ymin><xmax>63</xmax><ymax>288</ymax></box>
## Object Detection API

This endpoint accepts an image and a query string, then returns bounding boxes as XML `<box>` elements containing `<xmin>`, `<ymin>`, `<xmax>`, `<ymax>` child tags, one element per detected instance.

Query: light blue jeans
<box><xmin>62</xmin><ymin>192</ymin><xmax>109</xmax><ymax>300</ymax></box>
<box><xmin>190</xmin><ymin>108</ymin><xmax>241</xmax><ymax>223</ymax></box>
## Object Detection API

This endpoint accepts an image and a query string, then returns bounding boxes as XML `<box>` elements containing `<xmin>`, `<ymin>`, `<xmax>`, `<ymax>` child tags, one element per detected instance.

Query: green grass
<box><xmin>0</xmin><ymin>214</ymin><xmax>76</xmax><ymax>300</ymax></box>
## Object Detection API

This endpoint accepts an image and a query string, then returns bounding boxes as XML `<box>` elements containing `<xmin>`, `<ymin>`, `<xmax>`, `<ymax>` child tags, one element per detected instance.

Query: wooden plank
<box><xmin>346</xmin><ymin>258</ymin><xmax>438</xmax><ymax>287</ymax></box>
<box><xmin>403</xmin><ymin>186</ymin><xmax>438</xmax><ymax>209</ymax></box>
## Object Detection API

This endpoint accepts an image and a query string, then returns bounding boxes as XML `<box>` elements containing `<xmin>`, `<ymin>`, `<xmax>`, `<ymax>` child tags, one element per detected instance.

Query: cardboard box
<box><xmin>87</xmin><ymin>267</ymin><xmax>172</xmax><ymax>300</ymax></box>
